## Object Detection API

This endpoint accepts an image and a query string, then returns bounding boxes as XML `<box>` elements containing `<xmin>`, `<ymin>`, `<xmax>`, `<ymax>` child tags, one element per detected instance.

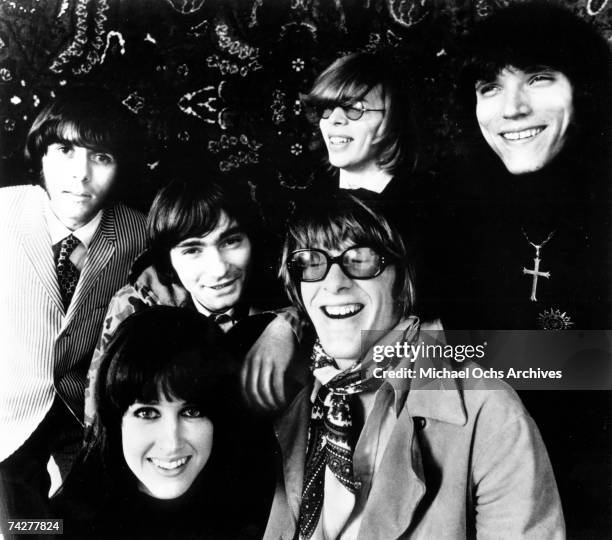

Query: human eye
<box><xmin>181</xmin><ymin>405</ymin><xmax>205</xmax><ymax>418</ymax></box>
<box><xmin>132</xmin><ymin>406</ymin><xmax>160</xmax><ymax>420</ymax></box>
<box><xmin>475</xmin><ymin>81</ymin><xmax>501</xmax><ymax>98</ymax></box>
<box><xmin>528</xmin><ymin>71</ymin><xmax>557</xmax><ymax>86</ymax></box>
<box><xmin>175</xmin><ymin>243</ymin><xmax>202</xmax><ymax>256</ymax></box>
<box><xmin>347</xmin><ymin>247</ymin><xmax>378</xmax><ymax>264</ymax></box>
<box><xmin>301</xmin><ymin>251</ymin><xmax>324</xmax><ymax>266</ymax></box>
<box><xmin>220</xmin><ymin>233</ymin><xmax>246</xmax><ymax>249</ymax></box>
<box><xmin>91</xmin><ymin>151</ymin><xmax>116</xmax><ymax>165</ymax></box>
<box><xmin>49</xmin><ymin>142</ymin><xmax>73</xmax><ymax>155</ymax></box>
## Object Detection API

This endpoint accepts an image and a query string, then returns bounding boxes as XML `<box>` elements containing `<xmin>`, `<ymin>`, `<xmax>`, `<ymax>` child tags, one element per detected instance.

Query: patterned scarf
<box><xmin>297</xmin><ymin>318</ymin><xmax>420</xmax><ymax>539</ymax></box>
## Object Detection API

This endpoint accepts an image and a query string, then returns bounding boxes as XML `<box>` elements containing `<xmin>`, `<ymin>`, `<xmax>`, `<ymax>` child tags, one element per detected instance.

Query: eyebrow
<box><xmin>50</xmin><ymin>139</ymin><xmax>115</xmax><ymax>154</ymax></box>
<box><xmin>175</xmin><ymin>225</ymin><xmax>245</xmax><ymax>247</ymax></box>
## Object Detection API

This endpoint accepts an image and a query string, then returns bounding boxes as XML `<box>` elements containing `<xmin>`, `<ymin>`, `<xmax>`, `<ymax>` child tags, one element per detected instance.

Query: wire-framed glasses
<box><xmin>316</xmin><ymin>101</ymin><xmax>385</xmax><ymax>121</ymax></box>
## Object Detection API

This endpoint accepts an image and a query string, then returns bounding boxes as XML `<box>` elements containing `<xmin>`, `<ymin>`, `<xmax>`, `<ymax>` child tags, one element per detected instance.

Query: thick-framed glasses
<box><xmin>288</xmin><ymin>246</ymin><xmax>393</xmax><ymax>282</ymax></box>
<box><xmin>317</xmin><ymin>102</ymin><xmax>385</xmax><ymax>121</ymax></box>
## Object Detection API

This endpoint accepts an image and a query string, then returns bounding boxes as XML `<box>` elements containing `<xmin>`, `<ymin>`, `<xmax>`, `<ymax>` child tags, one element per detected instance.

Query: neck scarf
<box><xmin>297</xmin><ymin>318</ymin><xmax>420</xmax><ymax>539</ymax></box>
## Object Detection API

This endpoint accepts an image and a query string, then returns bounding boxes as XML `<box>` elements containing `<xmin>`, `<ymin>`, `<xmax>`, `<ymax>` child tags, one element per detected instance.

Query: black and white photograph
<box><xmin>0</xmin><ymin>0</ymin><xmax>611</xmax><ymax>538</ymax></box>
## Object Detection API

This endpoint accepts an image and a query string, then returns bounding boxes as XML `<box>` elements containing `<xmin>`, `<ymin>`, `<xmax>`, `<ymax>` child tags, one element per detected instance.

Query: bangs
<box><xmin>464</xmin><ymin>3</ymin><xmax>603</xmax><ymax>87</ymax></box>
<box><xmin>150</xmin><ymin>195</ymin><xmax>224</xmax><ymax>249</ymax></box>
<box><xmin>105</xmin><ymin>347</ymin><xmax>228</xmax><ymax>419</ymax></box>
<box><xmin>147</xmin><ymin>177</ymin><xmax>257</xmax><ymax>252</ymax></box>
<box><xmin>46</xmin><ymin>119</ymin><xmax>117</xmax><ymax>152</ymax></box>
<box><xmin>96</xmin><ymin>307</ymin><xmax>235</xmax><ymax>425</ymax></box>
<box><xmin>24</xmin><ymin>86</ymin><xmax>142</xmax><ymax>171</ymax></box>
<box><xmin>280</xmin><ymin>192</ymin><xmax>415</xmax><ymax>317</ymax></box>
<box><xmin>308</xmin><ymin>77</ymin><xmax>372</xmax><ymax>106</ymax></box>
<box><xmin>469</xmin><ymin>50</ymin><xmax>567</xmax><ymax>85</ymax></box>
<box><xmin>288</xmin><ymin>195</ymin><xmax>404</xmax><ymax>258</ymax></box>
<box><xmin>305</xmin><ymin>53</ymin><xmax>382</xmax><ymax>106</ymax></box>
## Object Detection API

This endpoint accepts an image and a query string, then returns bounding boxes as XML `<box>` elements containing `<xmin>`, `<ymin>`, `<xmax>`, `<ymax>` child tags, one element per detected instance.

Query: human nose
<box><xmin>69</xmin><ymin>147</ymin><xmax>90</xmax><ymax>182</ymax></box>
<box><xmin>321</xmin><ymin>260</ymin><xmax>352</xmax><ymax>293</ymax></box>
<box><xmin>205</xmin><ymin>248</ymin><xmax>229</xmax><ymax>279</ymax></box>
<box><xmin>502</xmin><ymin>84</ymin><xmax>531</xmax><ymax>119</ymax></box>
<box><xmin>157</xmin><ymin>414</ymin><xmax>184</xmax><ymax>453</ymax></box>
<box><xmin>326</xmin><ymin>106</ymin><xmax>348</xmax><ymax>125</ymax></box>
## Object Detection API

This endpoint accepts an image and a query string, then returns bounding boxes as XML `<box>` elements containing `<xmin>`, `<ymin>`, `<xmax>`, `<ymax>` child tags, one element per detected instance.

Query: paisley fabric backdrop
<box><xmin>1</xmin><ymin>0</ymin><xmax>610</xmax><ymax>205</ymax></box>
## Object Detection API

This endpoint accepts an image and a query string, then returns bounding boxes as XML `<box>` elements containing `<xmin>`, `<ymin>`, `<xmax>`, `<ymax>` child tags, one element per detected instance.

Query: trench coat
<box><xmin>265</xmin><ymin>350</ymin><xmax>565</xmax><ymax>539</ymax></box>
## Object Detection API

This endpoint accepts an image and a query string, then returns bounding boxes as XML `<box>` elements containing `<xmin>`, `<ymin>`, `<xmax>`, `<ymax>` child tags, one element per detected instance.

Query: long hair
<box><xmin>24</xmin><ymin>86</ymin><xmax>144</xmax><ymax>203</ymax></box>
<box><xmin>58</xmin><ymin>307</ymin><xmax>242</xmax><ymax>504</ymax></box>
<box><xmin>147</xmin><ymin>170</ymin><xmax>263</xmax><ymax>289</ymax></box>
<box><xmin>280</xmin><ymin>191</ymin><xmax>415</xmax><ymax>318</ymax></box>
<box><xmin>459</xmin><ymin>2</ymin><xmax>612</xmax><ymax>152</ymax></box>
<box><xmin>303</xmin><ymin>52</ymin><xmax>419</xmax><ymax>176</ymax></box>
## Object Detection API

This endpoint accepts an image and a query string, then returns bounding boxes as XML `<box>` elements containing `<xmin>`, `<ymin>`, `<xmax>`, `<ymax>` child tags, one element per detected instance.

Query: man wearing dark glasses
<box><xmin>265</xmin><ymin>192</ymin><xmax>563</xmax><ymax>539</ymax></box>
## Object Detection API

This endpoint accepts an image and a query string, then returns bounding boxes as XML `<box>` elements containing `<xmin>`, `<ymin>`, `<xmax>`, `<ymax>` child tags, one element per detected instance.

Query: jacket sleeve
<box><xmin>272</xmin><ymin>305</ymin><xmax>308</xmax><ymax>343</ymax></box>
<box><xmin>471</xmin><ymin>403</ymin><xmax>565</xmax><ymax>539</ymax></box>
<box><xmin>83</xmin><ymin>285</ymin><xmax>148</xmax><ymax>426</ymax></box>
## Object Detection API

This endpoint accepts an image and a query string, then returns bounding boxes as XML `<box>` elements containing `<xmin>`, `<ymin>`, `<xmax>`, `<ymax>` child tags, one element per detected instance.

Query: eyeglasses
<box><xmin>317</xmin><ymin>102</ymin><xmax>386</xmax><ymax>121</ymax></box>
<box><xmin>288</xmin><ymin>246</ymin><xmax>393</xmax><ymax>282</ymax></box>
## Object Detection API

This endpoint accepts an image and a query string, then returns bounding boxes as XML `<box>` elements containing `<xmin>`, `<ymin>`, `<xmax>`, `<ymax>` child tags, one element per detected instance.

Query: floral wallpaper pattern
<box><xmin>0</xmin><ymin>0</ymin><xmax>610</xmax><ymax>200</ymax></box>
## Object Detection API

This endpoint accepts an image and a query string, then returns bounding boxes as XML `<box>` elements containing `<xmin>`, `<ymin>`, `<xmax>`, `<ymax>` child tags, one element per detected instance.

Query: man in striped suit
<box><xmin>0</xmin><ymin>88</ymin><xmax>147</xmax><ymax>525</ymax></box>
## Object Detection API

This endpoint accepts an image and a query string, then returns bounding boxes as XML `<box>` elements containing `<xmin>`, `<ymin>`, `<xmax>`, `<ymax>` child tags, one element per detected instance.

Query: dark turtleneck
<box><xmin>438</xmin><ymin>136</ymin><xmax>611</xmax><ymax>331</ymax></box>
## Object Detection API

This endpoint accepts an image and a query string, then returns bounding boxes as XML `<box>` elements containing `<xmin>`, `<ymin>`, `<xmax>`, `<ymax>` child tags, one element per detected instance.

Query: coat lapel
<box><xmin>275</xmin><ymin>387</ymin><xmax>312</xmax><ymax>521</ymax></box>
<box><xmin>19</xmin><ymin>191</ymin><xmax>63</xmax><ymax>313</ymax></box>
<box><xmin>358</xmin><ymin>325</ymin><xmax>467</xmax><ymax>538</ymax></box>
<box><xmin>359</xmin><ymin>409</ymin><xmax>426</xmax><ymax>539</ymax></box>
<box><xmin>65</xmin><ymin>207</ymin><xmax>116</xmax><ymax>323</ymax></box>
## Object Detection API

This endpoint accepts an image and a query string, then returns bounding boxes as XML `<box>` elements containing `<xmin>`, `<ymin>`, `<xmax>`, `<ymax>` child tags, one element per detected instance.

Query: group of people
<box><xmin>0</xmin><ymin>2</ymin><xmax>610</xmax><ymax>538</ymax></box>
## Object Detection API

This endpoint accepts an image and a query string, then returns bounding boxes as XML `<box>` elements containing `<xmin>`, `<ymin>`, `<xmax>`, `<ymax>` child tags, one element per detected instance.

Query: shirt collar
<box><xmin>368</xmin><ymin>317</ymin><xmax>419</xmax><ymax>414</ymax></box>
<box><xmin>338</xmin><ymin>169</ymin><xmax>393</xmax><ymax>193</ymax></box>
<box><xmin>45</xmin><ymin>203</ymin><xmax>102</xmax><ymax>249</ymax></box>
<box><xmin>191</xmin><ymin>296</ymin><xmax>235</xmax><ymax>319</ymax></box>
<box><xmin>366</xmin><ymin>318</ymin><xmax>466</xmax><ymax>425</ymax></box>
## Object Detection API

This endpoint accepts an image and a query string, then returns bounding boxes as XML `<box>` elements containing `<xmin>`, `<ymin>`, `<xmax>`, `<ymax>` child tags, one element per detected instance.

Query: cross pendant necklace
<box><xmin>522</xmin><ymin>229</ymin><xmax>555</xmax><ymax>302</ymax></box>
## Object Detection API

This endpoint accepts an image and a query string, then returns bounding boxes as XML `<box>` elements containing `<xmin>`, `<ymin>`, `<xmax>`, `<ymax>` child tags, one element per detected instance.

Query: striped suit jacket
<box><xmin>0</xmin><ymin>185</ymin><xmax>147</xmax><ymax>461</ymax></box>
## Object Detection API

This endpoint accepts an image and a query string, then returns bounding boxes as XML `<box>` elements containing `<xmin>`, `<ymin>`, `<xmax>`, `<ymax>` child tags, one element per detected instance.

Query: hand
<box><xmin>241</xmin><ymin>315</ymin><xmax>298</xmax><ymax>412</ymax></box>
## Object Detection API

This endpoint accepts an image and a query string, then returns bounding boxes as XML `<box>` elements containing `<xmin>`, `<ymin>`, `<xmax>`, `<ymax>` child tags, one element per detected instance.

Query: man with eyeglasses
<box><xmin>264</xmin><ymin>192</ymin><xmax>563</xmax><ymax>539</ymax></box>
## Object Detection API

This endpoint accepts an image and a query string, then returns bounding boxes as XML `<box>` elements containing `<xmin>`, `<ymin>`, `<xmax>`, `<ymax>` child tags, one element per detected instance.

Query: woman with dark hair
<box><xmin>53</xmin><ymin>306</ymin><xmax>262</xmax><ymax>538</ymax></box>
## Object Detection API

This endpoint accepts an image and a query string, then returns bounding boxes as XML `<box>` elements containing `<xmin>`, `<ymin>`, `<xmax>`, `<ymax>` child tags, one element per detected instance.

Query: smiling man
<box><xmin>474</xmin><ymin>67</ymin><xmax>574</xmax><ymax>175</ymax></box>
<box><xmin>443</xmin><ymin>0</ymin><xmax>612</xmax><ymax>330</ymax></box>
<box><xmin>0</xmin><ymin>87</ymin><xmax>147</xmax><ymax>528</ymax></box>
<box><xmin>266</xmin><ymin>192</ymin><xmax>564</xmax><ymax>539</ymax></box>
<box><xmin>437</xmin><ymin>3</ymin><xmax>612</xmax><ymax>537</ymax></box>
<box><xmin>83</xmin><ymin>169</ymin><xmax>293</xmax><ymax>424</ymax></box>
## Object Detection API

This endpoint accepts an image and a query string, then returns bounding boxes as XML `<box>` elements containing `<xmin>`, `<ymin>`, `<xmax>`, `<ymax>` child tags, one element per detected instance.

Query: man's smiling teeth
<box><xmin>322</xmin><ymin>304</ymin><xmax>363</xmax><ymax>318</ymax></box>
<box><xmin>501</xmin><ymin>127</ymin><xmax>544</xmax><ymax>141</ymax></box>
<box><xmin>209</xmin><ymin>279</ymin><xmax>235</xmax><ymax>290</ymax></box>
<box><xmin>149</xmin><ymin>457</ymin><xmax>189</xmax><ymax>470</ymax></box>
<box><xmin>329</xmin><ymin>136</ymin><xmax>351</xmax><ymax>145</ymax></box>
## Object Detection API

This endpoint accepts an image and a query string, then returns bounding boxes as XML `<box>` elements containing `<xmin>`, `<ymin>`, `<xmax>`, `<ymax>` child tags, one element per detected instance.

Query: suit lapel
<box><xmin>359</xmin><ymin>409</ymin><xmax>426</xmax><ymax>539</ymax></box>
<box><xmin>275</xmin><ymin>388</ymin><xmax>312</xmax><ymax>520</ymax></box>
<box><xmin>19</xmin><ymin>191</ymin><xmax>63</xmax><ymax>313</ymax></box>
<box><xmin>65</xmin><ymin>207</ymin><xmax>116</xmax><ymax>322</ymax></box>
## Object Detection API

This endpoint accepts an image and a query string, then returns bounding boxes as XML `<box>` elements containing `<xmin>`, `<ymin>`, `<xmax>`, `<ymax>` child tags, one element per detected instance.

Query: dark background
<box><xmin>1</xmin><ymin>0</ymin><xmax>610</xmax><ymax>207</ymax></box>
<box><xmin>1</xmin><ymin>0</ymin><xmax>612</xmax><ymax>536</ymax></box>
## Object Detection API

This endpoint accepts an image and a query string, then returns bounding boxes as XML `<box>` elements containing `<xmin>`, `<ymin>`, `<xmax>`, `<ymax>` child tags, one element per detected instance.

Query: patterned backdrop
<box><xmin>1</xmin><ymin>0</ymin><xmax>610</xmax><ymax>207</ymax></box>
